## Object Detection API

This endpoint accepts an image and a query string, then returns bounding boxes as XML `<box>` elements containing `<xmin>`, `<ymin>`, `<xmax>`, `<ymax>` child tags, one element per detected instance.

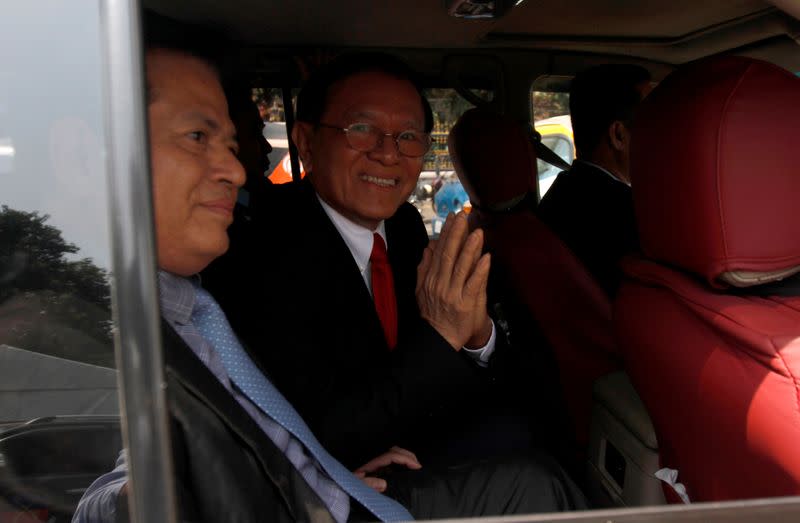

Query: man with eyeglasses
<box><xmin>203</xmin><ymin>53</ymin><xmax>548</xmax><ymax>476</ymax></box>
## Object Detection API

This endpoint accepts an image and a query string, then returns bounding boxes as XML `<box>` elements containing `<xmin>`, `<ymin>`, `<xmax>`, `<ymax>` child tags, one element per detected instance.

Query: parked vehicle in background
<box><xmin>263</xmin><ymin>122</ymin><xmax>306</xmax><ymax>184</ymax></box>
<box><xmin>534</xmin><ymin>115</ymin><xmax>574</xmax><ymax>195</ymax></box>
<box><xmin>268</xmin><ymin>152</ymin><xmax>305</xmax><ymax>184</ymax></box>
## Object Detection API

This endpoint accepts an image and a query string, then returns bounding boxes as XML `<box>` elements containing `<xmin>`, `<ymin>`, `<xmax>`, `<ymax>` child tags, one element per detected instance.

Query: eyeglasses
<box><xmin>318</xmin><ymin>122</ymin><xmax>432</xmax><ymax>158</ymax></box>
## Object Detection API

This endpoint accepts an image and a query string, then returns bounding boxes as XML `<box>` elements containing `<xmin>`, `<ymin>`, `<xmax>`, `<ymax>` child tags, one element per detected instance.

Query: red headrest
<box><xmin>631</xmin><ymin>56</ymin><xmax>800</xmax><ymax>288</ymax></box>
<box><xmin>449</xmin><ymin>108</ymin><xmax>538</xmax><ymax>209</ymax></box>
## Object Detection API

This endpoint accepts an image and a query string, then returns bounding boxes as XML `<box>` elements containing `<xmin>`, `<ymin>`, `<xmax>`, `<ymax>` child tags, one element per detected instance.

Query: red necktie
<box><xmin>370</xmin><ymin>233</ymin><xmax>398</xmax><ymax>350</ymax></box>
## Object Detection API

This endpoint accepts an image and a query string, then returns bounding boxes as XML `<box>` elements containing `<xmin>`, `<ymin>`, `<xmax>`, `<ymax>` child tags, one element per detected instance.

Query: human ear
<box><xmin>291</xmin><ymin>122</ymin><xmax>315</xmax><ymax>172</ymax></box>
<box><xmin>609</xmin><ymin>121</ymin><xmax>629</xmax><ymax>152</ymax></box>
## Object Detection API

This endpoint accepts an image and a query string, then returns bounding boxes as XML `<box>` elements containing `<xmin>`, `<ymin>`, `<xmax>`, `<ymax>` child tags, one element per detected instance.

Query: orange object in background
<box><xmin>268</xmin><ymin>152</ymin><xmax>305</xmax><ymax>184</ymax></box>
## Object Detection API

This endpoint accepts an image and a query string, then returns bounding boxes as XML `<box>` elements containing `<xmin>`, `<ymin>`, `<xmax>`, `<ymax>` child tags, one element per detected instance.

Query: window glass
<box><xmin>537</xmin><ymin>134</ymin><xmax>574</xmax><ymax>196</ymax></box>
<box><xmin>252</xmin><ymin>87</ymin><xmax>299</xmax><ymax>184</ymax></box>
<box><xmin>413</xmin><ymin>88</ymin><xmax>490</xmax><ymax>237</ymax></box>
<box><xmin>1</xmin><ymin>2</ymin><xmax>123</xmax><ymax>520</ymax></box>
<box><xmin>531</xmin><ymin>88</ymin><xmax>573</xmax><ymax>197</ymax></box>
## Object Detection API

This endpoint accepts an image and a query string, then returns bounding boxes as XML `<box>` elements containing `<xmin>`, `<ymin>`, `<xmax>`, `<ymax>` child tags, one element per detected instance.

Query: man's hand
<box><xmin>353</xmin><ymin>446</ymin><xmax>422</xmax><ymax>493</ymax></box>
<box><xmin>416</xmin><ymin>212</ymin><xmax>492</xmax><ymax>350</ymax></box>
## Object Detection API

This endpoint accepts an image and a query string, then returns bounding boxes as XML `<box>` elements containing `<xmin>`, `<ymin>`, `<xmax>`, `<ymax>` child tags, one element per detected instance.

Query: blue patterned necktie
<box><xmin>191</xmin><ymin>287</ymin><xmax>413</xmax><ymax>522</ymax></box>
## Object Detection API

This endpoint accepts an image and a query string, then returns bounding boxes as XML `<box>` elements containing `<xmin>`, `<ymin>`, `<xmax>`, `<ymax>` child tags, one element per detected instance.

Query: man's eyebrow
<box><xmin>179</xmin><ymin>111</ymin><xmax>238</xmax><ymax>144</ymax></box>
<box><xmin>180</xmin><ymin>111</ymin><xmax>221</xmax><ymax>131</ymax></box>
<box><xmin>348</xmin><ymin>110</ymin><xmax>423</xmax><ymax>130</ymax></box>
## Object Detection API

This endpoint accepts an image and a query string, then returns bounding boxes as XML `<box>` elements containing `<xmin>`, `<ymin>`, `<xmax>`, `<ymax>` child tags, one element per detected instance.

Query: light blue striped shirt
<box><xmin>71</xmin><ymin>271</ymin><xmax>349</xmax><ymax>523</ymax></box>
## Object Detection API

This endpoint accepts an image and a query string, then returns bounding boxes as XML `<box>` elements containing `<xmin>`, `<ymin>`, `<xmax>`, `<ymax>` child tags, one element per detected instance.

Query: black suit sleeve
<box><xmin>205</xmin><ymin>197</ymin><xmax>490</xmax><ymax>469</ymax></box>
<box><xmin>537</xmin><ymin>164</ymin><xmax>638</xmax><ymax>297</ymax></box>
<box><xmin>225</xmin><ymin>263</ymin><xmax>485</xmax><ymax>468</ymax></box>
<box><xmin>162</xmin><ymin>322</ymin><xmax>335</xmax><ymax>523</ymax></box>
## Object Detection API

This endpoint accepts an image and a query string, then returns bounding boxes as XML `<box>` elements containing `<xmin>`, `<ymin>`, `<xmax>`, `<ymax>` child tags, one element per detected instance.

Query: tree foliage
<box><xmin>0</xmin><ymin>206</ymin><xmax>113</xmax><ymax>366</ymax></box>
<box><xmin>532</xmin><ymin>91</ymin><xmax>570</xmax><ymax>122</ymax></box>
<box><xmin>252</xmin><ymin>87</ymin><xmax>289</xmax><ymax>122</ymax></box>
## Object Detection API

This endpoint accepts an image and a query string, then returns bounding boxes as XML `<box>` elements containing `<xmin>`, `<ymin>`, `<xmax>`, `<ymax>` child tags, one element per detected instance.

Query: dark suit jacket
<box><xmin>204</xmin><ymin>180</ymin><xmax>496</xmax><ymax>469</ymax></box>
<box><xmin>537</xmin><ymin>160</ymin><xmax>639</xmax><ymax>297</ymax></box>
<box><xmin>155</xmin><ymin>319</ymin><xmax>336</xmax><ymax>523</ymax></box>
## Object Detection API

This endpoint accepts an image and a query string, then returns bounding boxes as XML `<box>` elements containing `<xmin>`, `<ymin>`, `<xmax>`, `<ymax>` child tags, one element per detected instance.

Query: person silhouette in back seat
<box><xmin>225</xmin><ymin>81</ymin><xmax>274</xmax><ymax>218</ymax></box>
<box><xmin>73</xmin><ymin>19</ymin><xmax>586</xmax><ymax>523</ymax></box>
<box><xmin>537</xmin><ymin>64</ymin><xmax>651</xmax><ymax>297</ymax></box>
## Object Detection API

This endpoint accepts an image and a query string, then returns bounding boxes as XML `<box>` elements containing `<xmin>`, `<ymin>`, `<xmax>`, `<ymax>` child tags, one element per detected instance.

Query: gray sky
<box><xmin>1</xmin><ymin>1</ymin><xmax>112</xmax><ymax>270</ymax></box>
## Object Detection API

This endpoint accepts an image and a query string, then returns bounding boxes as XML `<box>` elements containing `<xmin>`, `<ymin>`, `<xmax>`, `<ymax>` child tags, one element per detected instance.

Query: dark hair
<box><xmin>142</xmin><ymin>11</ymin><xmax>231</xmax><ymax>102</ymax></box>
<box><xmin>224</xmin><ymin>80</ymin><xmax>257</xmax><ymax>120</ymax></box>
<box><xmin>295</xmin><ymin>53</ymin><xmax>434</xmax><ymax>132</ymax></box>
<box><xmin>569</xmin><ymin>64</ymin><xmax>651</xmax><ymax>158</ymax></box>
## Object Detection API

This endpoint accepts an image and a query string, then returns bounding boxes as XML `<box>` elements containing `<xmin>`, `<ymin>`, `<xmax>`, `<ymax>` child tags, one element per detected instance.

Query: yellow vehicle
<box><xmin>533</xmin><ymin>114</ymin><xmax>575</xmax><ymax>197</ymax></box>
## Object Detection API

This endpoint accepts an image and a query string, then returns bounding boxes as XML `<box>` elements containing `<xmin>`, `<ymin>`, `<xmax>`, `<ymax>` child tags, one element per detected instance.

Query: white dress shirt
<box><xmin>317</xmin><ymin>195</ymin><xmax>496</xmax><ymax>365</ymax></box>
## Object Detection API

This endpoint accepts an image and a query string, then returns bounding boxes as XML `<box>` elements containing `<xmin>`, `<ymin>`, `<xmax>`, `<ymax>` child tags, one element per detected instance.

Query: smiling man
<box><xmin>204</xmin><ymin>53</ymin><xmax>538</xmax><ymax>470</ymax></box>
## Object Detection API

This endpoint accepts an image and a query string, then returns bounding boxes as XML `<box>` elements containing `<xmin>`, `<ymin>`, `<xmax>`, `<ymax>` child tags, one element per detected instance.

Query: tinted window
<box><xmin>411</xmin><ymin>88</ymin><xmax>489</xmax><ymax>237</ymax></box>
<box><xmin>531</xmin><ymin>88</ymin><xmax>573</xmax><ymax>197</ymax></box>
<box><xmin>537</xmin><ymin>134</ymin><xmax>574</xmax><ymax>196</ymax></box>
<box><xmin>1</xmin><ymin>2</ymin><xmax>123</xmax><ymax>519</ymax></box>
<box><xmin>252</xmin><ymin>87</ymin><xmax>299</xmax><ymax>184</ymax></box>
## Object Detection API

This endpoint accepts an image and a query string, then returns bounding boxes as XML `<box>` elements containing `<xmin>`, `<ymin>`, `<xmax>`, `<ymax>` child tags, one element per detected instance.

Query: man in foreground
<box><xmin>537</xmin><ymin>64</ymin><xmax>651</xmax><ymax>296</ymax></box>
<box><xmin>74</xmin><ymin>31</ymin><xmax>584</xmax><ymax>523</ymax></box>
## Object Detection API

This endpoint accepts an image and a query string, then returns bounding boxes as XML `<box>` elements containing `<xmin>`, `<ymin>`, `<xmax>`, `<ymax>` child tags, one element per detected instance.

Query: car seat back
<box><xmin>617</xmin><ymin>55</ymin><xmax>800</xmax><ymax>501</ymax></box>
<box><xmin>449</xmin><ymin>108</ymin><xmax>620</xmax><ymax>448</ymax></box>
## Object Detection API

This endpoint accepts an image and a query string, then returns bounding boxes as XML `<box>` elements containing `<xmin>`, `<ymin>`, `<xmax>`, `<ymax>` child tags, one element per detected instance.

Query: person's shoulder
<box><xmin>571</xmin><ymin>162</ymin><xmax>624</xmax><ymax>188</ymax></box>
<box><xmin>564</xmin><ymin>161</ymin><xmax>599</xmax><ymax>182</ymax></box>
<box><xmin>261</xmin><ymin>180</ymin><xmax>315</xmax><ymax>212</ymax></box>
<box><xmin>393</xmin><ymin>201</ymin><xmax>424</xmax><ymax>224</ymax></box>
<box><xmin>389</xmin><ymin>201</ymin><xmax>427</xmax><ymax>236</ymax></box>
<box><xmin>538</xmin><ymin>169</ymin><xmax>571</xmax><ymax>211</ymax></box>
<box><xmin>580</xmin><ymin>166</ymin><xmax>632</xmax><ymax>204</ymax></box>
<box><xmin>386</xmin><ymin>201</ymin><xmax>428</xmax><ymax>251</ymax></box>
<box><xmin>252</xmin><ymin>180</ymin><xmax>325</xmax><ymax>235</ymax></box>
<box><xmin>552</xmin><ymin>162</ymin><xmax>625</xmax><ymax>199</ymax></box>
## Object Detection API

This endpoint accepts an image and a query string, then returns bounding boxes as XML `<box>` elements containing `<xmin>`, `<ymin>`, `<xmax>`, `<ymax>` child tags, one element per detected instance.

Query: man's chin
<box><xmin>364</xmin><ymin>194</ymin><xmax>413</xmax><ymax>217</ymax></box>
<box><xmin>210</xmin><ymin>237</ymin><xmax>230</xmax><ymax>259</ymax></box>
<box><xmin>366</xmin><ymin>200</ymin><xmax>406</xmax><ymax>220</ymax></box>
<box><xmin>196</xmin><ymin>234</ymin><xmax>230</xmax><ymax>265</ymax></box>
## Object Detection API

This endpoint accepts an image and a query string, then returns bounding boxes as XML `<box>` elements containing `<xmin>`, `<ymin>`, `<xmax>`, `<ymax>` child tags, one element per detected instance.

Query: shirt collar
<box><xmin>575</xmin><ymin>159</ymin><xmax>630</xmax><ymax>187</ymax></box>
<box><xmin>316</xmin><ymin>194</ymin><xmax>387</xmax><ymax>275</ymax></box>
<box><xmin>157</xmin><ymin>270</ymin><xmax>197</xmax><ymax>326</ymax></box>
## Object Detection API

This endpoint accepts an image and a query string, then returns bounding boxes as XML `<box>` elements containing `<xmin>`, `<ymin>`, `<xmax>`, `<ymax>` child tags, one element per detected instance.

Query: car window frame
<box><xmin>100</xmin><ymin>1</ymin><xmax>178</xmax><ymax>521</ymax></box>
<box><xmin>80</xmin><ymin>2</ymin><xmax>800</xmax><ymax>522</ymax></box>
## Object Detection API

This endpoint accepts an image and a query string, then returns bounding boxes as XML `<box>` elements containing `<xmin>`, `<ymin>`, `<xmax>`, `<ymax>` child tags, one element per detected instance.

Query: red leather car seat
<box><xmin>616</xmin><ymin>55</ymin><xmax>800</xmax><ymax>501</ymax></box>
<box><xmin>449</xmin><ymin>108</ymin><xmax>619</xmax><ymax>449</ymax></box>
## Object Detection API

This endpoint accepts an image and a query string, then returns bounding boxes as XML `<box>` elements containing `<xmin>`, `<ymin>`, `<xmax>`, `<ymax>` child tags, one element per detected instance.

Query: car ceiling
<box><xmin>145</xmin><ymin>0</ymin><xmax>800</xmax><ymax>68</ymax></box>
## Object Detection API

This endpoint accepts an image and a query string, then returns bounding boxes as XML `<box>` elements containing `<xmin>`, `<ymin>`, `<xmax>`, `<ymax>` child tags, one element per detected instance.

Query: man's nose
<box><xmin>216</xmin><ymin>151</ymin><xmax>246</xmax><ymax>189</ymax></box>
<box><xmin>371</xmin><ymin>133</ymin><xmax>400</xmax><ymax>164</ymax></box>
